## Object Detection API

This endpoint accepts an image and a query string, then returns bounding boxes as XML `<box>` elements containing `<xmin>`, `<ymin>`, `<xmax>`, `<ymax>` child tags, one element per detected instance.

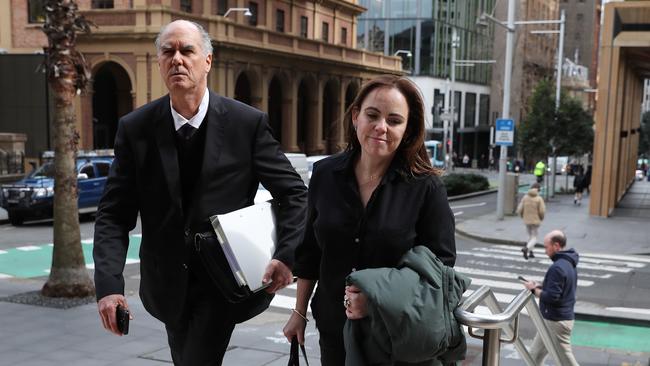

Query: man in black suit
<box><xmin>93</xmin><ymin>20</ymin><xmax>307</xmax><ymax>365</ymax></box>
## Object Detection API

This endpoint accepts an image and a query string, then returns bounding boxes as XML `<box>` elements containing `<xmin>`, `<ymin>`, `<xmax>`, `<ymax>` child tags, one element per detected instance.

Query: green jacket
<box><xmin>343</xmin><ymin>246</ymin><xmax>471</xmax><ymax>366</ymax></box>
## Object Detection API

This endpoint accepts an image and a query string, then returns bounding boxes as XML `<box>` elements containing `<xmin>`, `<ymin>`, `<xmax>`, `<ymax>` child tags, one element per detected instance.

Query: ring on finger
<box><xmin>343</xmin><ymin>298</ymin><xmax>351</xmax><ymax>308</ymax></box>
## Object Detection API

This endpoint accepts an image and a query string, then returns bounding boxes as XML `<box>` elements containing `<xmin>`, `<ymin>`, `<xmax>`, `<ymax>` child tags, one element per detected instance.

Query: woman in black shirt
<box><xmin>283</xmin><ymin>75</ymin><xmax>456</xmax><ymax>365</ymax></box>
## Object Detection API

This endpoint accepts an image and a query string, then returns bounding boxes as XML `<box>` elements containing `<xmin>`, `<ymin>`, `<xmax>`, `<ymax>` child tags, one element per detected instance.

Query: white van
<box><xmin>547</xmin><ymin>156</ymin><xmax>569</xmax><ymax>175</ymax></box>
<box><xmin>255</xmin><ymin>152</ymin><xmax>308</xmax><ymax>203</ymax></box>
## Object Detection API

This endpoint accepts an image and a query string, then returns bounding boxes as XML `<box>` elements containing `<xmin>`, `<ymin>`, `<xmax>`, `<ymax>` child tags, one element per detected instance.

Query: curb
<box><xmin>448</xmin><ymin>188</ymin><xmax>498</xmax><ymax>202</ymax></box>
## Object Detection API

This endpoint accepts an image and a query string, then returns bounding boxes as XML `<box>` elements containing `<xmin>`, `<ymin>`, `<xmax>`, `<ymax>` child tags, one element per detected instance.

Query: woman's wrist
<box><xmin>292</xmin><ymin>308</ymin><xmax>309</xmax><ymax>322</ymax></box>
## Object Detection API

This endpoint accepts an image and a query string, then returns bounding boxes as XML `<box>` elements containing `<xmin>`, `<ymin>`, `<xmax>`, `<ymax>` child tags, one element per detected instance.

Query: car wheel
<box><xmin>8</xmin><ymin>213</ymin><xmax>24</xmax><ymax>226</ymax></box>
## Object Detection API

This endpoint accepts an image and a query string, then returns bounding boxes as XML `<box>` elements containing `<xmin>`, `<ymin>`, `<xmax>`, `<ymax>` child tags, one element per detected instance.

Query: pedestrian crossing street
<box><xmin>270</xmin><ymin>244</ymin><xmax>650</xmax><ymax>316</ymax></box>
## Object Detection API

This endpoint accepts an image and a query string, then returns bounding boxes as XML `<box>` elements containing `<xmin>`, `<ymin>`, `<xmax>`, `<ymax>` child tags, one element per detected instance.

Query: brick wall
<box><xmin>11</xmin><ymin>0</ymin><xmax>47</xmax><ymax>49</ymax></box>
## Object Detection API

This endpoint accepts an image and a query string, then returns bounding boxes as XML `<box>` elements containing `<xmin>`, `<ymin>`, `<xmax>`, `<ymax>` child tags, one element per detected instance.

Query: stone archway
<box><xmin>322</xmin><ymin>79</ymin><xmax>340</xmax><ymax>154</ymax></box>
<box><xmin>92</xmin><ymin>61</ymin><xmax>133</xmax><ymax>149</ymax></box>
<box><xmin>267</xmin><ymin>75</ymin><xmax>283</xmax><ymax>143</ymax></box>
<box><xmin>234</xmin><ymin>72</ymin><xmax>252</xmax><ymax>106</ymax></box>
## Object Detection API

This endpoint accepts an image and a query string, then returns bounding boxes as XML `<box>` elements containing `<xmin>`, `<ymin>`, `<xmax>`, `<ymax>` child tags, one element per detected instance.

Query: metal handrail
<box><xmin>454</xmin><ymin>285</ymin><xmax>565</xmax><ymax>366</ymax></box>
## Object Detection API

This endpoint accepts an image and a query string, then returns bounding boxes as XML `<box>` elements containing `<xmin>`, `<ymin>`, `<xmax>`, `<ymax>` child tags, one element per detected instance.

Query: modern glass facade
<box><xmin>357</xmin><ymin>0</ymin><xmax>494</xmax><ymax>84</ymax></box>
<box><xmin>357</xmin><ymin>0</ymin><xmax>496</xmax><ymax>167</ymax></box>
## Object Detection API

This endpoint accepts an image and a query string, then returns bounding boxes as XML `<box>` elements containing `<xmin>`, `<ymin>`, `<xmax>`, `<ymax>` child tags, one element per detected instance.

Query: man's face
<box><xmin>543</xmin><ymin>235</ymin><xmax>559</xmax><ymax>258</ymax></box>
<box><xmin>157</xmin><ymin>21</ymin><xmax>212</xmax><ymax>95</ymax></box>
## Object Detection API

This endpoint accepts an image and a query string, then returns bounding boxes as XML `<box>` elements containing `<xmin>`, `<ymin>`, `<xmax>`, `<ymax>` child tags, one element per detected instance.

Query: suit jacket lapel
<box><xmin>154</xmin><ymin>96</ymin><xmax>183</xmax><ymax>212</ymax></box>
<box><xmin>186</xmin><ymin>91</ymin><xmax>228</xmax><ymax>225</ymax></box>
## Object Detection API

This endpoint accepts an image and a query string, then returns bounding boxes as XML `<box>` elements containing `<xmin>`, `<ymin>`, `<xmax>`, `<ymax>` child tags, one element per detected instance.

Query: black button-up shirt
<box><xmin>293</xmin><ymin>151</ymin><xmax>456</xmax><ymax>335</ymax></box>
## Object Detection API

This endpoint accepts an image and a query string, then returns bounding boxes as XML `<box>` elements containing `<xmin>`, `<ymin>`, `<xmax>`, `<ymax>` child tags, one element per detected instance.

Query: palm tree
<box><xmin>41</xmin><ymin>0</ymin><xmax>95</xmax><ymax>297</ymax></box>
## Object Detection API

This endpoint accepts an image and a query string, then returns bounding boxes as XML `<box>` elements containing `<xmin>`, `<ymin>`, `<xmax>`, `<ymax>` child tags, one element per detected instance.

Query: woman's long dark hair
<box><xmin>344</xmin><ymin>75</ymin><xmax>440</xmax><ymax>176</ymax></box>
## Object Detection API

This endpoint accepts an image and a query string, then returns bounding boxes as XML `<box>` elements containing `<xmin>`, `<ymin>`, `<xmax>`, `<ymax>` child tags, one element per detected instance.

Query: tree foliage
<box><xmin>554</xmin><ymin>96</ymin><xmax>594</xmax><ymax>157</ymax></box>
<box><xmin>517</xmin><ymin>79</ymin><xmax>555</xmax><ymax>161</ymax></box>
<box><xmin>518</xmin><ymin>79</ymin><xmax>594</xmax><ymax>163</ymax></box>
<box><xmin>41</xmin><ymin>0</ymin><xmax>95</xmax><ymax>298</ymax></box>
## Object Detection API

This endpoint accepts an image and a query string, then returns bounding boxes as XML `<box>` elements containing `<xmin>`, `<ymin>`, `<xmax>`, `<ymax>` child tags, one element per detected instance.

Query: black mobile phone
<box><xmin>517</xmin><ymin>275</ymin><xmax>528</xmax><ymax>282</ymax></box>
<box><xmin>116</xmin><ymin>305</ymin><xmax>130</xmax><ymax>335</ymax></box>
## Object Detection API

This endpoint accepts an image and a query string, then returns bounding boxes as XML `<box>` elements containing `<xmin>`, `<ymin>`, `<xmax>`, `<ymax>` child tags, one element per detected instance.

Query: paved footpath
<box><xmin>1</xmin><ymin>276</ymin><xmax>649</xmax><ymax>366</ymax></box>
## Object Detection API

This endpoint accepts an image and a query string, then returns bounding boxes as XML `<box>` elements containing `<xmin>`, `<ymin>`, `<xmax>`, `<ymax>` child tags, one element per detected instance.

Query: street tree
<box><xmin>554</xmin><ymin>95</ymin><xmax>594</xmax><ymax>157</ymax></box>
<box><xmin>518</xmin><ymin>79</ymin><xmax>594</xmax><ymax>164</ymax></box>
<box><xmin>41</xmin><ymin>0</ymin><xmax>95</xmax><ymax>297</ymax></box>
<box><xmin>517</xmin><ymin>79</ymin><xmax>555</xmax><ymax>162</ymax></box>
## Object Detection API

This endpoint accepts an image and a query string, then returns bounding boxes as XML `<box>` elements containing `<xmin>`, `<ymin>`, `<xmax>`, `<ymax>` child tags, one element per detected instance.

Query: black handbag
<box><xmin>288</xmin><ymin>336</ymin><xmax>310</xmax><ymax>366</ymax></box>
<box><xmin>193</xmin><ymin>232</ymin><xmax>255</xmax><ymax>303</ymax></box>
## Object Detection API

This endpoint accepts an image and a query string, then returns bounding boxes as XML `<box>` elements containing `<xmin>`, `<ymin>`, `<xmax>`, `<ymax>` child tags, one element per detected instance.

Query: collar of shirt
<box><xmin>170</xmin><ymin>88</ymin><xmax>210</xmax><ymax>131</ymax></box>
<box><xmin>333</xmin><ymin>150</ymin><xmax>405</xmax><ymax>185</ymax></box>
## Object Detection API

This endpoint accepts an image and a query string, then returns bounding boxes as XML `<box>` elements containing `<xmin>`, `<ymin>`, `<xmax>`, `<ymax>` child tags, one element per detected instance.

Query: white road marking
<box><xmin>464</xmin><ymin>259</ymin><xmax>612</xmax><ymax>279</ymax></box>
<box><xmin>0</xmin><ymin>273</ymin><xmax>13</xmax><ymax>279</ymax></box>
<box><xmin>456</xmin><ymin>266</ymin><xmax>594</xmax><ymax>287</ymax></box>
<box><xmin>477</xmin><ymin>247</ymin><xmax>645</xmax><ymax>268</ymax></box>
<box><xmin>457</xmin><ymin>250</ymin><xmax>632</xmax><ymax>273</ymax></box>
<box><xmin>605</xmin><ymin>307</ymin><xmax>650</xmax><ymax>316</ymax></box>
<box><xmin>454</xmin><ymin>211</ymin><xmax>464</xmax><ymax>216</ymax></box>
<box><xmin>16</xmin><ymin>245</ymin><xmax>41</xmax><ymax>251</ymax></box>
<box><xmin>450</xmin><ymin>202</ymin><xmax>487</xmax><ymax>209</ymax></box>
<box><xmin>492</xmin><ymin>244</ymin><xmax>650</xmax><ymax>264</ymax></box>
<box><xmin>0</xmin><ymin>250</ymin><xmax>7</xmax><ymax>254</ymax></box>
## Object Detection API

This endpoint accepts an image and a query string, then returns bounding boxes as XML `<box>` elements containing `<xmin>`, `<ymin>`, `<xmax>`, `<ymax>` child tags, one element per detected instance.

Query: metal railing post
<box><xmin>455</xmin><ymin>286</ymin><xmax>566</xmax><ymax>366</ymax></box>
<box><xmin>483</xmin><ymin>328</ymin><xmax>501</xmax><ymax>366</ymax></box>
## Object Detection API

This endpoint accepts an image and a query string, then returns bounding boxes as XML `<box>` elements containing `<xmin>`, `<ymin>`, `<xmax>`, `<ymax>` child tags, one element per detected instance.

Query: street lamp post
<box><xmin>223</xmin><ymin>7</ymin><xmax>252</xmax><ymax>17</ymax></box>
<box><xmin>531</xmin><ymin>10</ymin><xmax>566</xmax><ymax>198</ymax></box>
<box><xmin>480</xmin><ymin>1</ymin><xmax>565</xmax><ymax>219</ymax></box>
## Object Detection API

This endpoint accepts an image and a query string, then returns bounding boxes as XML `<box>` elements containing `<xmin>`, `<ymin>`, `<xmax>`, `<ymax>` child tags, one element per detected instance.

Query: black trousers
<box><xmin>165</xmin><ymin>253</ymin><xmax>237</xmax><ymax>366</ymax></box>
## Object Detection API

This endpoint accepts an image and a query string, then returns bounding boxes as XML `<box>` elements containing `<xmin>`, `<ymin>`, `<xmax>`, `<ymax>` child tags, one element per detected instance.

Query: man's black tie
<box><xmin>178</xmin><ymin>123</ymin><xmax>197</xmax><ymax>140</ymax></box>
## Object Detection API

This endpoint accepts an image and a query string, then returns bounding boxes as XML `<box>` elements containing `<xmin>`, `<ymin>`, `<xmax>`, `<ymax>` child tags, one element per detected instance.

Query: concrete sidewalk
<box><xmin>1</xmin><ymin>278</ymin><xmax>648</xmax><ymax>366</ymax></box>
<box><xmin>457</xmin><ymin>180</ymin><xmax>650</xmax><ymax>256</ymax></box>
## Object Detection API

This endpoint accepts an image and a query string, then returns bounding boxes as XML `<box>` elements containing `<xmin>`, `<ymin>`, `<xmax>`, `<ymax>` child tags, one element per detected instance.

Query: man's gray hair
<box><xmin>155</xmin><ymin>20</ymin><xmax>213</xmax><ymax>56</ymax></box>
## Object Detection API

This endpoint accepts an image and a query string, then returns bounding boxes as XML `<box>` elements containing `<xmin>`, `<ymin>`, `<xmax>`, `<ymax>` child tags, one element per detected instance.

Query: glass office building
<box><xmin>357</xmin><ymin>0</ymin><xmax>496</xmax><ymax>167</ymax></box>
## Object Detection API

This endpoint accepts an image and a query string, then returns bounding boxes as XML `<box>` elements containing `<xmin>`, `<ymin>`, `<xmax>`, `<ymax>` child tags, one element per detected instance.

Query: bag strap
<box><xmin>288</xmin><ymin>336</ymin><xmax>310</xmax><ymax>366</ymax></box>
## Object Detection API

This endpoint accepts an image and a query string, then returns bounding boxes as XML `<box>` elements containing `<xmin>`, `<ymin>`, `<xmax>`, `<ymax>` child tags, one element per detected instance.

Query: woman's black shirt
<box><xmin>293</xmin><ymin>151</ymin><xmax>456</xmax><ymax>335</ymax></box>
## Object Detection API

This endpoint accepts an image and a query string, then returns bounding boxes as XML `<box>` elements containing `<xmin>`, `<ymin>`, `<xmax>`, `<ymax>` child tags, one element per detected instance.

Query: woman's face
<box><xmin>352</xmin><ymin>87</ymin><xmax>409</xmax><ymax>162</ymax></box>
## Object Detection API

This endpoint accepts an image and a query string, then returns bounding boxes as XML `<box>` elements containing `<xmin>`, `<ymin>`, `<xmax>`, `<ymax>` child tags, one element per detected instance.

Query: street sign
<box><xmin>440</xmin><ymin>112</ymin><xmax>458</xmax><ymax>122</ymax></box>
<box><xmin>495</xmin><ymin>118</ymin><xmax>514</xmax><ymax>146</ymax></box>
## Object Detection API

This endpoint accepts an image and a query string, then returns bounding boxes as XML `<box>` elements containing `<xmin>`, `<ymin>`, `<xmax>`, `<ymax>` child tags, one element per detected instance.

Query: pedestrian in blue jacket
<box><xmin>523</xmin><ymin>230</ymin><xmax>580</xmax><ymax>366</ymax></box>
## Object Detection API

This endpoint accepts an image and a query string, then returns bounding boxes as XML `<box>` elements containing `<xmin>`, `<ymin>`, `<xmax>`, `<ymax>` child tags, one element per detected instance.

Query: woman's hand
<box><xmin>344</xmin><ymin>285</ymin><xmax>368</xmax><ymax>320</ymax></box>
<box><xmin>283</xmin><ymin>309</ymin><xmax>308</xmax><ymax>345</ymax></box>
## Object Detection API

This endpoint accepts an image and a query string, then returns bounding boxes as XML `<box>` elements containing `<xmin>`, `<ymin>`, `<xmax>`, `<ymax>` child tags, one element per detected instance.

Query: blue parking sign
<box><xmin>495</xmin><ymin>118</ymin><xmax>514</xmax><ymax>146</ymax></box>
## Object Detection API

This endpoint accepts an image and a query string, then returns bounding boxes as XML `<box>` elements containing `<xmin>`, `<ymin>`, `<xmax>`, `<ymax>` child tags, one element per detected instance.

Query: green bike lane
<box><xmin>1</xmin><ymin>234</ymin><xmax>649</xmax><ymax>355</ymax></box>
<box><xmin>0</xmin><ymin>235</ymin><xmax>142</xmax><ymax>278</ymax></box>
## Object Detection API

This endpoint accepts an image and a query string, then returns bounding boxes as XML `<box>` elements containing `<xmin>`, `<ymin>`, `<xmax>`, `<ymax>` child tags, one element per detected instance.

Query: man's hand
<box><xmin>97</xmin><ymin>294</ymin><xmax>132</xmax><ymax>336</ymax></box>
<box><xmin>523</xmin><ymin>280</ymin><xmax>538</xmax><ymax>291</ymax></box>
<box><xmin>263</xmin><ymin>259</ymin><xmax>293</xmax><ymax>293</ymax></box>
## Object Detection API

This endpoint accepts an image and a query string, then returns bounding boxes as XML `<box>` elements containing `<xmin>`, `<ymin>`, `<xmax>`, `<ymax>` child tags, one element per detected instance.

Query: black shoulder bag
<box><xmin>288</xmin><ymin>336</ymin><xmax>310</xmax><ymax>366</ymax></box>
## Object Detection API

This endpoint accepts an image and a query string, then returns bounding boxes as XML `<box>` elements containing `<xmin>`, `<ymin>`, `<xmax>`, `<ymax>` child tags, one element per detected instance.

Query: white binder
<box><xmin>209</xmin><ymin>201</ymin><xmax>277</xmax><ymax>293</ymax></box>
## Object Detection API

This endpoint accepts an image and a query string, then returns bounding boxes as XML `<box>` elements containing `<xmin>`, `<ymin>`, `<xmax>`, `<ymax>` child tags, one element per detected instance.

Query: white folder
<box><xmin>209</xmin><ymin>201</ymin><xmax>277</xmax><ymax>293</ymax></box>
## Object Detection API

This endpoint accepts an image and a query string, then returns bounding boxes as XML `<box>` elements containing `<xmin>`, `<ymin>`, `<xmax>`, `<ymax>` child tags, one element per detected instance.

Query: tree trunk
<box><xmin>41</xmin><ymin>0</ymin><xmax>95</xmax><ymax>298</ymax></box>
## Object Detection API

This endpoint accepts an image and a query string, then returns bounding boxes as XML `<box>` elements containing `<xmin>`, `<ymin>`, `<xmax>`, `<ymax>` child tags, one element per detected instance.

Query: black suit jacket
<box><xmin>93</xmin><ymin>91</ymin><xmax>307</xmax><ymax>326</ymax></box>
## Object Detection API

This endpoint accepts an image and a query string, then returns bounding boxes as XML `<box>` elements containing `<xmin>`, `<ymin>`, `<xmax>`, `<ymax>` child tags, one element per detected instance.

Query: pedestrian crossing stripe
<box><xmin>16</xmin><ymin>245</ymin><xmax>41</xmax><ymax>251</ymax></box>
<box><xmin>491</xmin><ymin>244</ymin><xmax>650</xmax><ymax>264</ymax></box>
<box><xmin>464</xmin><ymin>259</ymin><xmax>612</xmax><ymax>279</ymax></box>
<box><xmin>455</xmin><ymin>266</ymin><xmax>594</xmax><ymax>287</ymax></box>
<box><xmin>483</xmin><ymin>246</ymin><xmax>645</xmax><ymax>268</ymax></box>
<box><xmin>457</xmin><ymin>250</ymin><xmax>633</xmax><ymax>273</ymax></box>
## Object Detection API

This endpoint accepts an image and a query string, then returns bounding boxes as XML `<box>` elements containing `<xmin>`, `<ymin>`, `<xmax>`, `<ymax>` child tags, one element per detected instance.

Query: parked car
<box><xmin>0</xmin><ymin>152</ymin><xmax>114</xmax><ymax>225</ymax></box>
<box><xmin>306</xmin><ymin>155</ymin><xmax>329</xmax><ymax>182</ymax></box>
<box><xmin>254</xmin><ymin>152</ymin><xmax>308</xmax><ymax>204</ymax></box>
<box><xmin>547</xmin><ymin>156</ymin><xmax>569</xmax><ymax>175</ymax></box>
<box><xmin>636</xmin><ymin>169</ymin><xmax>645</xmax><ymax>181</ymax></box>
